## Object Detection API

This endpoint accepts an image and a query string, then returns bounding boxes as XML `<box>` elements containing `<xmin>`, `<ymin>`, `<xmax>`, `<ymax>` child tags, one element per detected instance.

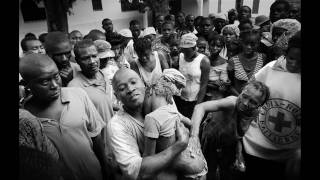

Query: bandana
<box><xmin>180</xmin><ymin>33</ymin><xmax>198</xmax><ymax>48</ymax></box>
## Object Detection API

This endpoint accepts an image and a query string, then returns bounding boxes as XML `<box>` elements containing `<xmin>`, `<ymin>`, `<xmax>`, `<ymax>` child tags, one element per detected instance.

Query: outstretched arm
<box><xmin>190</xmin><ymin>96</ymin><xmax>237</xmax><ymax>137</ymax></box>
<box><xmin>196</xmin><ymin>56</ymin><xmax>210</xmax><ymax>104</ymax></box>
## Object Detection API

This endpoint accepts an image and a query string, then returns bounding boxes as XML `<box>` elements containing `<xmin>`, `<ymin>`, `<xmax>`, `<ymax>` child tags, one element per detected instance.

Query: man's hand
<box><xmin>59</xmin><ymin>67</ymin><xmax>74</xmax><ymax>86</ymax></box>
<box><xmin>175</xmin><ymin>121</ymin><xmax>189</xmax><ymax>149</ymax></box>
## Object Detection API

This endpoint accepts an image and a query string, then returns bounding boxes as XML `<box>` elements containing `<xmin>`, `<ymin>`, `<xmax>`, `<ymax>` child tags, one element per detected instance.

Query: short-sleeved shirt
<box><xmin>68</xmin><ymin>71</ymin><xmax>114</xmax><ymax>157</ymax></box>
<box><xmin>19</xmin><ymin>109</ymin><xmax>59</xmax><ymax>160</ymax></box>
<box><xmin>107</xmin><ymin>110</ymin><xmax>144</xmax><ymax>180</ymax></box>
<box><xmin>144</xmin><ymin>104</ymin><xmax>182</xmax><ymax>138</ymax></box>
<box><xmin>30</xmin><ymin>87</ymin><xmax>106</xmax><ymax>180</ymax></box>
<box><xmin>243</xmin><ymin>59</ymin><xmax>301</xmax><ymax>161</ymax></box>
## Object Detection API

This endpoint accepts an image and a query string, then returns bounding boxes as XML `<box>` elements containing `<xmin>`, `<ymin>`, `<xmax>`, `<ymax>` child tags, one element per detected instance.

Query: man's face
<box><xmin>137</xmin><ymin>49</ymin><xmax>152</xmax><ymax>65</ymax></box>
<box><xmin>270</xmin><ymin>3</ymin><xmax>288</xmax><ymax>23</ymax></box>
<box><xmin>286</xmin><ymin>47</ymin><xmax>301</xmax><ymax>73</ymax></box>
<box><xmin>102</xmin><ymin>20</ymin><xmax>113</xmax><ymax>33</ymax></box>
<box><xmin>239</xmin><ymin>7</ymin><xmax>251</xmax><ymax>20</ymax></box>
<box><xmin>162</xmin><ymin>24</ymin><xmax>173</xmax><ymax>39</ymax></box>
<box><xmin>130</xmin><ymin>24</ymin><xmax>141</xmax><ymax>39</ymax></box>
<box><xmin>156</xmin><ymin>16</ymin><xmax>165</xmax><ymax>29</ymax></box>
<box><xmin>186</xmin><ymin>15</ymin><xmax>195</xmax><ymax>27</ymax></box>
<box><xmin>176</xmin><ymin>13</ymin><xmax>185</xmax><ymax>25</ymax></box>
<box><xmin>112</xmin><ymin>44</ymin><xmax>122</xmax><ymax>58</ymax></box>
<box><xmin>70</xmin><ymin>32</ymin><xmax>83</xmax><ymax>46</ymax></box>
<box><xmin>28</xmin><ymin>63</ymin><xmax>62</xmax><ymax>102</ymax></box>
<box><xmin>76</xmin><ymin>45</ymin><xmax>100</xmax><ymax>77</ymax></box>
<box><xmin>236</xmin><ymin>84</ymin><xmax>265</xmax><ymax>112</ymax></box>
<box><xmin>25</xmin><ymin>40</ymin><xmax>46</xmax><ymax>55</ymax></box>
<box><xmin>201</xmin><ymin>19</ymin><xmax>212</xmax><ymax>35</ymax></box>
<box><xmin>289</xmin><ymin>4</ymin><xmax>300</xmax><ymax>21</ymax></box>
<box><xmin>113</xmin><ymin>70</ymin><xmax>146</xmax><ymax>110</ymax></box>
<box><xmin>48</xmin><ymin>41</ymin><xmax>72</xmax><ymax>70</ymax></box>
<box><xmin>239</xmin><ymin>22</ymin><xmax>253</xmax><ymax>32</ymax></box>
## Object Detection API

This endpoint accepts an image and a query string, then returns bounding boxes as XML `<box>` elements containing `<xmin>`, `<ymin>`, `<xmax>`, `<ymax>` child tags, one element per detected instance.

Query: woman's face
<box><xmin>223</xmin><ymin>28</ymin><xmax>237</xmax><ymax>43</ymax></box>
<box><xmin>210</xmin><ymin>39</ymin><xmax>224</xmax><ymax>55</ymax></box>
<box><xmin>241</xmin><ymin>34</ymin><xmax>260</xmax><ymax>56</ymax></box>
<box><xmin>286</xmin><ymin>47</ymin><xmax>301</xmax><ymax>73</ymax></box>
<box><xmin>197</xmin><ymin>40</ymin><xmax>208</xmax><ymax>54</ymax></box>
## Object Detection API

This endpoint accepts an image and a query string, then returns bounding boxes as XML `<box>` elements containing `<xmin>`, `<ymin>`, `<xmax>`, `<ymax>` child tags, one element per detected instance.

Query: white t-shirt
<box><xmin>243</xmin><ymin>59</ymin><xmax>301</xmax><ymax>162</ymax></box>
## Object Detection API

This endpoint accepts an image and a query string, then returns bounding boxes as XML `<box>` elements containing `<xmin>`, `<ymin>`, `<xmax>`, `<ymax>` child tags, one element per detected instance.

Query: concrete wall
<box><xmin>19</xmin><ymin>0</ymin><xmax>144</xmax><ymax>55</ymax></box>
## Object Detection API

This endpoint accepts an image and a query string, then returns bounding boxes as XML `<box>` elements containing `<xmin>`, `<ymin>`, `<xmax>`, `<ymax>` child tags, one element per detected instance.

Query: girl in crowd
<box><xmin>143</xmin><ymin>68</ymin><xmax>207</xmax><ymax>180</ymax></box>
<box><xmin>220</xmin><ymin>24</ymin><xmax>241</xmax><ymax>59</ymax></box>
<box><xmin>206</xmin><ymin>35</ymin><xmax>230</xmax><ymax>101</ymax></box>
<box><xmin>196</xmin><ymin>37</ymin><xmax>210</xmax><ymax>57</ymax></box>
<box><xmin>227</xmin><ymin>29</ymin><xmax>266</xmax><ymax>96</ymax></box>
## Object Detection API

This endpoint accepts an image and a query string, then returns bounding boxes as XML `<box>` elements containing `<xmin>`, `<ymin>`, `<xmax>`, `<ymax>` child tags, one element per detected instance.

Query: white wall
<box><xmin>181</xmin><ymin>0</ymin><xmax>200</xmax><ymax>16</ymax></box>
<box><xmin>19</xmin><ymin>0</ymin><xmax>144</xmax><ymax>55</ymax></box>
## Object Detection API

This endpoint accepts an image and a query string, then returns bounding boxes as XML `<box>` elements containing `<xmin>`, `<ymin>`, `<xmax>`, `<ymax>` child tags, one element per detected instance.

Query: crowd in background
<box><xmin>19</xmin><ymin>0</ymin><xmax>301</xmax><ymax>180</ymax></box>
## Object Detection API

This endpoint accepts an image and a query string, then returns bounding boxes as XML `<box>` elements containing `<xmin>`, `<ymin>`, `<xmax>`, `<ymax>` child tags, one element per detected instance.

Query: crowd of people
<box><xmin>19</xmin><ymin>0</ymin><xmax>301</xmax><ymax>180</ymax></box>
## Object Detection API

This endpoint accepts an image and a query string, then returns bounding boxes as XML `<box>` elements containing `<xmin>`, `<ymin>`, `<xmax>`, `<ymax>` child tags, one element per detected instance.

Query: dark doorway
<box><xmin>169</xmin><ymin>0</ymin><xmax>181</xmax><ymax>14</ymax></box>
<box><xmin>21</xmin><ymin>0</ymin><xmax>46</xmax><ymax>22</ymax></box>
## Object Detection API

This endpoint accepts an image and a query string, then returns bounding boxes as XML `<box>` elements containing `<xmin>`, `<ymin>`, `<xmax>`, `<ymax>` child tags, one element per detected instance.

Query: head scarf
<box><xmin>271</xmin><ymin>19</ymin><xmax>301</xmax><ymax>51</ymax></box>
<box><xmin>220</xmin><ymin>24</ymin><xmax>240</xmax><ymax>37</ymax></box>
<box><xmin>180</xmin><ymin>33</ymin><xmax>198</xmax><ymax>48</ymax></box>
<box><xmin>147</xmin><ymin>68</ymin><xmax>186</xmax><ymax>104</ymax></box>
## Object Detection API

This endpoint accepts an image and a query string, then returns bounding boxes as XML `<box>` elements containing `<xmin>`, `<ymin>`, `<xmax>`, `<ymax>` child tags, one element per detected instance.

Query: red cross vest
<box><xmin>243</xmin><ymin>60</ymin><xmax>301</xmax><ymax>162</ymax></box>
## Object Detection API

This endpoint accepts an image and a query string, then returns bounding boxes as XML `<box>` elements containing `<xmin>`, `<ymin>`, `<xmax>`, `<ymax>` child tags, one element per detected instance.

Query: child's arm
<box><xmin>143</xmin><ymin>116</ymin><xmax>160</xmax><ymax>157</ymax></box>
<box><xmin>143</xmin><ymin>137</ymin><xmax>157</xmax><ymax>157</ymax></box>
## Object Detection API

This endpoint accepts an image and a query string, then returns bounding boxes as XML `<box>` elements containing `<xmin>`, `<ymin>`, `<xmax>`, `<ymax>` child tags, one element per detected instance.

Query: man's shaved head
<box><xmin>112</xmin><ymin>68</ymin><xmax>142</xmax><ymax>91</ymax></box>
<box><xmin>19</xmin><ymin>53</ymin><xmax>57</xmax><ymax>83</ymax></box>
<box><xmin>112</xmin><ymin>68</ymin><xmax>146</xmax><ymax>110</ymax></box>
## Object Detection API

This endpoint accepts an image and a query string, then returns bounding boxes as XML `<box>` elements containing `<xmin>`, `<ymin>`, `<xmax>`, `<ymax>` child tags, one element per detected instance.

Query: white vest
<box><xmin>179</xmin><ymin>53</ymin><xmax>204</xmax><ymax>101</ymax></box>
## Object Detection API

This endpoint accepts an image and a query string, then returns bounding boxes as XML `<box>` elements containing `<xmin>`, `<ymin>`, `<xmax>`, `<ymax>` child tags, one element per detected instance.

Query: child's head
<box><xmin>227</xmin><ymin>38</ymin><xmax>242</xmax><ymax>58</ymax></box>
<box><xmin>238</xmin><ymin>19</ymin><xmax>253</xmax><ymax>32</ymax></box>
<box><xmin>146</xmin><ymin>69</ymin><xmax>186</xmax><ymax>104</ymax></box>
<box><xmin>196</xmin><ymin>37</ymin><xmax>209</xmax><ymax>55</ymax></box>
<box><xmin>221</xmin><ymin>24</ymin><xmax>240</xmax><ymax>43</ymax></box>
<box><xmin>209</xmin><ymin>35</ymin><xmax>225</xmax><ymax>56</ymax></box>
<box><xmin>228</xmin><ymin>9</ymin><xmax>238</xmax><ymax>24</ymax></box>
<box><xmin>239</xmin><ymin>29</ymin><xmax>261</xmax><ymax>56</ymax></box>
<box><xmin>285</xmin><ymin>31</ymin><xmax>300</xmax><ymax>73</ymax></box>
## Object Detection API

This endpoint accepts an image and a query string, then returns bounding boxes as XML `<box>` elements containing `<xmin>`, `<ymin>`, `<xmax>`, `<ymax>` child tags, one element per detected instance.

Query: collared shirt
<box><xmin>19</xmin><ymin>109</ymin><xmax>59</xmax><ymax>160</ymax></box>
<box><xmin>68</xmin><ymin>71</ymin><xmax>114</xmax><ymax>158</ymax></box>
<box><xmin>107</xmin><ymin>110</ymin><xmax>144</xmax><ymax>180</ymax></box>
<box><xmin>33</xmin><ymin>87</ymin><xmax>105</xmax><ymax>180</ymax></box>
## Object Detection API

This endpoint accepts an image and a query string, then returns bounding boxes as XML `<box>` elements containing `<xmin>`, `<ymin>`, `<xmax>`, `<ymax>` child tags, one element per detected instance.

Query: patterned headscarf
<box><xmin>220</xmin><ymin>24</ymin><xmax>240</xmax><ymax>37</ymax></box>
<box><xmin>147</xmin><ymin>68</ymin><xmax>186</xmax><ymax>104</ymax></box>
<box><xmin>271</xmin><ymin>19</ymin><xmax>301</xmax><ymax>51</ymax></box>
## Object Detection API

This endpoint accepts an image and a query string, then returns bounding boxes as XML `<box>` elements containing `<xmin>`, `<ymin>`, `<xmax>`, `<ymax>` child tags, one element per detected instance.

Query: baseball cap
<box><xmin>118</xmin><ymin>29</ymin><xmax>133</xmax><ymax>38</ymax></box>
<box><xmin>180</xmin><ymin>33</ymin><xmax>198</xmax><ymax>48</ymax></box>
<box><xmin>253</xmin><ymin>15</ymin><xmax>270</xmax><ymax>29</ymax></box>
<box><xmin>143</xmin><ymin>27</ymin><xmax>156</xmax><ymax>37</ymax></box>
<box><xmin>93</xmin><ymin>40</ymin><xmax>115</xmax><ymax>58</ymax></box>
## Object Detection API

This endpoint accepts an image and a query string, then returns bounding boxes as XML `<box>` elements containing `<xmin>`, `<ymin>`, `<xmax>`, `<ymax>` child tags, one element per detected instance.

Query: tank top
<box><xmin>136</xmin><ymin>51</ymin><xmax>163</xmax><ymax>86</ymax></box>
<box><xmin>179</xmin><ymin>53</ymin><xmax>204</xmax><ymax>101</ymax></box>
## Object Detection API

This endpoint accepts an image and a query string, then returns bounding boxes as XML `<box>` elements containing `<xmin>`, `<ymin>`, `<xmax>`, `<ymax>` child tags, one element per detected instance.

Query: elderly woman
<box><xmin>270</xmin><ymin>18</ymin><xmax>301</xmax><ymax>60</ymax></box>
<box><xmin>143</xmin><ymin>68</ymin><xmax>207</xmax><ymax>180</ymax></box>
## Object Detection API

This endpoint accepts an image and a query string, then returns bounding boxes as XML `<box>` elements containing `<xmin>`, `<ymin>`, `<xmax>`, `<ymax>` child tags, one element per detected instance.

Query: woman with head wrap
<box><xmin>143</xmin><ymin>69</ymin><xmax>208</xmax><ymax>180</ymax></box>
<box><xmin>270</xmin><ymin>18</ymin><xmax>301</xmax><ymax>60</ymax></box>
<box><xmin>220</xmin><ymin>24</ymin><xmax>241</xmax><ymax>60</ymax></box>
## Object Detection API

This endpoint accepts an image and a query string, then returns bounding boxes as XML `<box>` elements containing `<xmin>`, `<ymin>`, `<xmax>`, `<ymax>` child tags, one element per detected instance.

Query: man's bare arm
<box><xmin>196</xmin><ymin>56</ymin><xmax>210</xmax><ymax>104</ymax></box>
<box><xmin>137</xmin><ymin>121</ymin><xmax>189</xmax><ymax>180</ymax></box>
